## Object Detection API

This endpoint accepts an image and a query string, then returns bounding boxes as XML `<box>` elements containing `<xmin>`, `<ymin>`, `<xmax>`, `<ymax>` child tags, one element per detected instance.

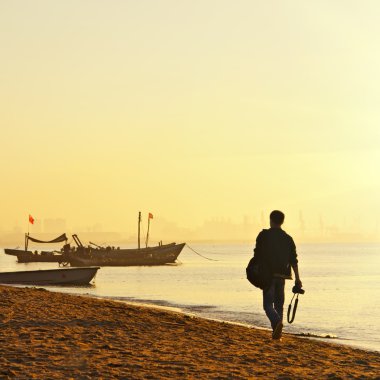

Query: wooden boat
<box><xmin>11</xmin><ymin>251</ymin><xmax>65</xmax><ymax>263</ymax></box>
<box><xmin>0</xmin><ymin>267</ymin><xmax>100</xmax><ymax>285</ymax></box>
<box><xmin>4</xmin><ymin>233</ymin><xmax>67</xmax><ymax>263</ymax></box>
<box><xmin>67</xmin><ymin>212</ymin><xmax>185</xmax><ymax>267</ymax></box>
<box><xmin>67</xmin><ymin>241</ymin><xmax>185</xmax><ymax>267</ymax></box>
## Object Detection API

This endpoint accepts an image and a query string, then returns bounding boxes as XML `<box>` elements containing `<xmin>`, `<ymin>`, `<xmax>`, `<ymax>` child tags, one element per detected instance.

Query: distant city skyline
<box><xmin>1</xmin><ymin>211</ymin><xmax>379</xmax><ymax>246</ymax></box>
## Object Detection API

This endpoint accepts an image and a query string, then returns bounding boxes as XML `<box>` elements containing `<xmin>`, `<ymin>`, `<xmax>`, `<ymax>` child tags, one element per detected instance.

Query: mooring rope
<box><xmin>185</xmin><ymin>244</ymin><xmax>220</xmax><ymax>261</ymax></box>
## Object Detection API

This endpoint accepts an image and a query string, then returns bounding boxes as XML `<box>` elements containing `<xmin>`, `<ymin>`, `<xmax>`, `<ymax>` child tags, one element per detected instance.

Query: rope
<box><xmin>287</xmin><ymin>293</ymin><xmax>299</xmax><ymax>324</ymax></box>
<box><xmin>185</xmin><ymin>244</ymin><xmax>220</xmax><ymax>261</ymax></box>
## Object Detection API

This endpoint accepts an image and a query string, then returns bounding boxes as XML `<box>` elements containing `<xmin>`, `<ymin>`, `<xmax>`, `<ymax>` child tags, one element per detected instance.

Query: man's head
<box><xmin>270</xmin><ymin>210</ymin><xmax>285</xmax><ymax>228</ymax></box>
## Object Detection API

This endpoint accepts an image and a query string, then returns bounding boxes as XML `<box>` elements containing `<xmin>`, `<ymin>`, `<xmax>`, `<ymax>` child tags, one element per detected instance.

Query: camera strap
<box><xmin>287</xmin><ymin>293</ymin><xmax>299</xmax><ymax>324</ymax></box>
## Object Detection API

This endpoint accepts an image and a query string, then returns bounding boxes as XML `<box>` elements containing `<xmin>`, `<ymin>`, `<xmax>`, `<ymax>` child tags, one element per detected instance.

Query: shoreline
<box><xmin>1</xmin><ymin>285</ymin><xmax>379</xmax><ymax>379</ymax></box>
<box><xmin>65</xmin><ymin>292</ymin><xmax>379</xmax><ymax>354</ymax></box>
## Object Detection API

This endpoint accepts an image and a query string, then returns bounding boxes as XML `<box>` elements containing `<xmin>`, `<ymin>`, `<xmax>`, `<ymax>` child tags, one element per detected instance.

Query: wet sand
<box><xmin>0</xmin><ymin>286</ymin><xmax>379</xmax><ymax>379</ymax></box>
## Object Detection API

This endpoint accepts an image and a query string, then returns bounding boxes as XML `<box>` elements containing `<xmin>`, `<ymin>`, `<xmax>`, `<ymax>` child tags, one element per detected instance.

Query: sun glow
<box><xmin>1</xmin><ymin>1</ymin><xmax>380</xmax><ymax>243</ymax></box>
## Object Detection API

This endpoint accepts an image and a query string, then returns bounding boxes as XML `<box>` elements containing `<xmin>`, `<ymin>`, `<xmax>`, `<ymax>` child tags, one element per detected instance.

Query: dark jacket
<box><xmin>253</xmin><ymin>228</ymin><xmax>297</xmax><ymax>279</ymax></box>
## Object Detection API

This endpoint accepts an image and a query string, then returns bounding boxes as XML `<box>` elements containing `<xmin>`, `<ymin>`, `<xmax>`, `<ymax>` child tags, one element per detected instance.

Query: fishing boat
<box><xmin>68</xmin><ymin>240</ymin><xmax>185</xmax><ymax>267</ymax></box>
<box><xmin>67</xmin><ymin>212</ymin><xmax>185</xmax><ymax>267</ymax></box>
<box><xmin>0</xmin><ymin>267</ymin><xmax>100</xmax><ymax>285</ymax></box>
<box><xmin>4</xmin><ymin>233</ymin><xmax>67</xmax><ymax>264</ymax></box>
<box><xmin>12</xmin><ymin>251</ymin><xmax>67</xmax><ymax>263</ymax></box>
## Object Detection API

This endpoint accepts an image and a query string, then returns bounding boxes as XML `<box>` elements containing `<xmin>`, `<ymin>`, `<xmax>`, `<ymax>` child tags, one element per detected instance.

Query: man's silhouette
<box><xmin>253</xmin><ymin>210</ymin><xmax>302</xmax><ymax>339</ymax></box>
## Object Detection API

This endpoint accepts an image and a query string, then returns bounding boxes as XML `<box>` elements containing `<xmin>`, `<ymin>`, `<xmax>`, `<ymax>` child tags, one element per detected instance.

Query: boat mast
<box><xmin>145</xmin><ymin>216</ymin><xmax>150</xmax><ymax>248</ymax></box>
<box><xmin>25</xmin><ymin>233</ymin><xmax>29</xmax><ymax>251</ymax></box>
<box><xmin>138</xmin><ymin>211</ymin><xmax>141</xmax><ymax>249</ymax></box>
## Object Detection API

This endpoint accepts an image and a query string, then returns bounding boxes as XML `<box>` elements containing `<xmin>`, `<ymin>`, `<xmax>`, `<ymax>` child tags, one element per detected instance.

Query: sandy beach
<box><xmin>0</xmin><ymin>286</ymin><xmax>379</xmax><ymax>379</ymax></box>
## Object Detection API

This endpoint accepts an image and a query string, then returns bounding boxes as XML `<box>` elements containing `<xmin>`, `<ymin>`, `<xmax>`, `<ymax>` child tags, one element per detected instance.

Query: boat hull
<box><xmin>4</xmin><ymin>248</ymin><xmax>29</xmax><ymax>256</ymax></box>
<box><xmin>0</xmin><ymin>267</ymin><xmax>100</xmax><ymax>285</ymax></box>
<box><xmin>11</xmin><ymin>250</ymin><xmax>64</xmax><ymax>263</ymax></box>
<box><xmin>68</xmin><ymin>243</ymin><xmax>185</xmax><ymax>267</ymax></box>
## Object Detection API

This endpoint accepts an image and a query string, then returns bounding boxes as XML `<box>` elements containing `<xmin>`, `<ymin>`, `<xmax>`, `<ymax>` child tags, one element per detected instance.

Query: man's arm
<box><xmin>289</xmin><ymin>236</ymin><xmax>302</xmax><ymax>287</ymax></box>
<box><xmin>291</xmin><ymin>263</ymin><xmax>302</xmax><ymax>288</ymax></box>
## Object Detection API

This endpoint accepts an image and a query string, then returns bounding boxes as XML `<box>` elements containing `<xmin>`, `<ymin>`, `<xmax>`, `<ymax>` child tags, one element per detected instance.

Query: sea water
<box><xmin>1</xmin><ymin>243</ymin><xmax>379</xmax><ymax>352</ymax></box>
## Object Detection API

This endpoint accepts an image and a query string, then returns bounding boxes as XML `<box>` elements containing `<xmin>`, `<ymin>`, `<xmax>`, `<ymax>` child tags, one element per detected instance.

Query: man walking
<box><xmin>253</xmin><ymin>210</ymin><xmax>302</xmax><ymax>340</ymax></box>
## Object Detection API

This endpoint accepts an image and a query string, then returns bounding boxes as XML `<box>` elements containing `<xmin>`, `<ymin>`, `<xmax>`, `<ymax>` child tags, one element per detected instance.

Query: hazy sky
<box><xmin>1</xmin><ymin>1</ymin><xmax>380</xmax><ymax>239</ymax></box>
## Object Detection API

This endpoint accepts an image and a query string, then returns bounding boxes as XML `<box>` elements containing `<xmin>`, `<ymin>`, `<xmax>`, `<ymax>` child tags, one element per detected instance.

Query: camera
<box><xmin>292</xmin><ymin>285</ymin><xmax>305</xmax><ymax>294</ymax></box>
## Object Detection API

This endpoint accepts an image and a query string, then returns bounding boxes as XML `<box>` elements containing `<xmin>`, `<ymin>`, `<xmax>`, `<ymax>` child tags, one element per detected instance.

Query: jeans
<box><xmin>263</xmin><ymin>277</ymin><xmax>285</xmax><ymax>330</ymax></box>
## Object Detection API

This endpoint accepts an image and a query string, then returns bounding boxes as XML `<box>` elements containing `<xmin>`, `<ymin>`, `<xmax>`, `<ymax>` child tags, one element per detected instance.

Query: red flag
<box><xmin>148</xmin><ymin>213</ymin><xmax>153</xmax><ymax>219</ymax></box>
<box><xmin>29</xmin><ymin>214</ymin><xmax>35</xmax><ymax>224</ymax></box>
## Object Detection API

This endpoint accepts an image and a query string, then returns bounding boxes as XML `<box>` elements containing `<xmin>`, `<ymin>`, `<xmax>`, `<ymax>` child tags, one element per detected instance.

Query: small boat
<box><xmin>11</xmin><ymin>251</ymin><xmax>65</xmax><ymax>263</ymax></box>
<box><xmin>67</xmin><ymin>241</ymin><xmax>185</xmax><ymax>267</ymax></box>
<box><xmin>0</xmin><ymin>267</ymin><xmax>100</xmax><ymax>285</ymax></box>
<box><xmin>4</xmin><ymin>233</ymin><xmax>68</xmax><ymax>263</ymax></box>
<box><xmin>67</xmin><ymin>212</ymin><xmax>185</xmax><ymax>267</ymax></box>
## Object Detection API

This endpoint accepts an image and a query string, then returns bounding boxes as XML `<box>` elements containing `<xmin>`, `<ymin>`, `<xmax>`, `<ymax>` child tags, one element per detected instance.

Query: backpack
<box><xmin>246</xmin><ymin>256</ymin><xmax>272</xmax><ymax>290</ymax></box>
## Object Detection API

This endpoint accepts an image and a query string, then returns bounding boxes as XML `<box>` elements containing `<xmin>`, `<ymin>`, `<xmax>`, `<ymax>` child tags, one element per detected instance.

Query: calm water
<box><xmin>1</xmin><ymin>243</ymin><xmax>379</xmax><ymax>352</ymax></box>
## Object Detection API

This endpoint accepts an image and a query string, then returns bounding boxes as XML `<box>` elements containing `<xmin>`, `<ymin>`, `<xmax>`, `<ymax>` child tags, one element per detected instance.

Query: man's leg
<box><xmin>271</xmin><ymin>278</ymin><xmax>285</xmax><ymax>339</ymax></box>
<box><xmin>263</xmin><ymin>279</ymin><xmax>281</xmax><ymax>330</ymax></box>
<box><xmin>274</xmin><ymin>278</ymin><xmax>285</xmax><ymax>322</ymax></box>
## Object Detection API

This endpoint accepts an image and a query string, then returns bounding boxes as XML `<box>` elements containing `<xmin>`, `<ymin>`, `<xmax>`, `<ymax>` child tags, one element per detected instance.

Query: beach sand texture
<box><xmin>0</xmin><ymin>286</ymin><xmax>379</xmax><ymax>379</ymax></box>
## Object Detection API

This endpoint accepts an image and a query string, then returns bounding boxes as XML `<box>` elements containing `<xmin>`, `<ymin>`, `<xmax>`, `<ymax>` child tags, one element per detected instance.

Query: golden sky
<box><xmin>1</xmin><ymin>1</ymin><xmax>380</xmax><ymax>241</ymax></box>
